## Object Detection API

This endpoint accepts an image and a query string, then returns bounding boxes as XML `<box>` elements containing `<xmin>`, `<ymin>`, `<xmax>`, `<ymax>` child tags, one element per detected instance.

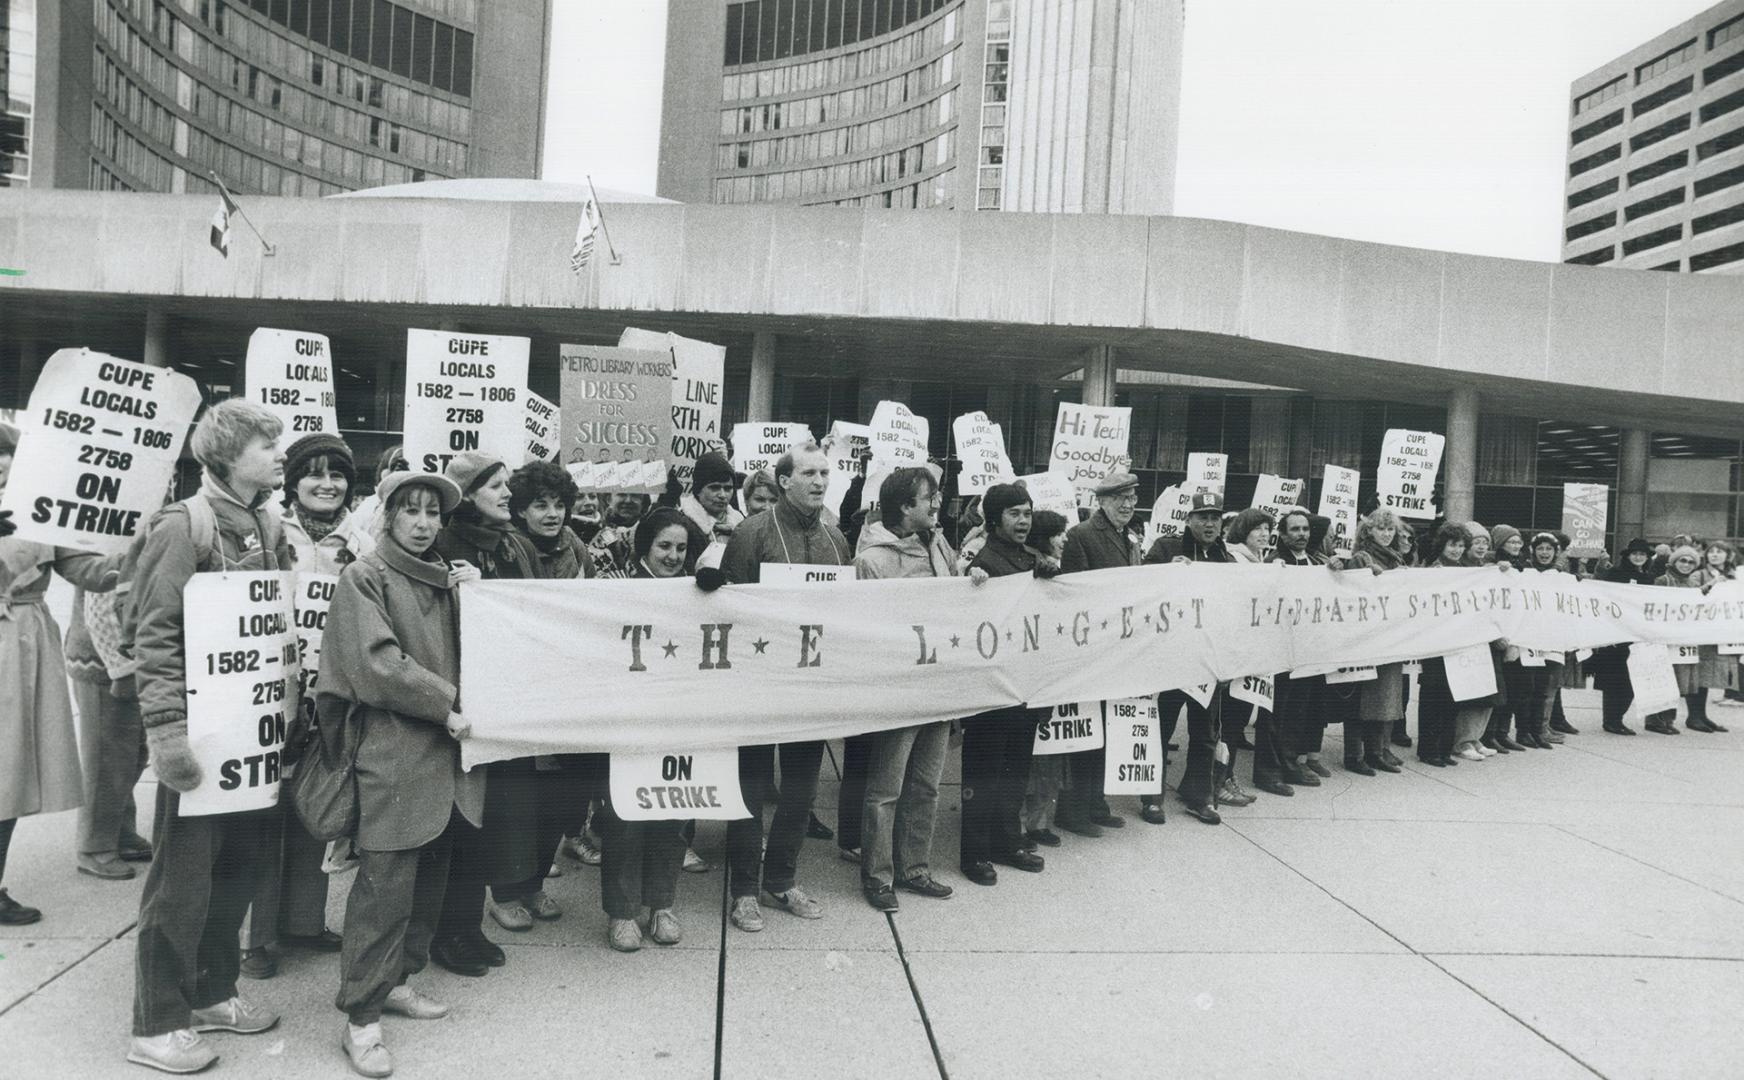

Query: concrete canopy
<box><xmin>2</xmin><ymin>189</ymin><xmax>1741</xmax><ymax>437</ymax></box>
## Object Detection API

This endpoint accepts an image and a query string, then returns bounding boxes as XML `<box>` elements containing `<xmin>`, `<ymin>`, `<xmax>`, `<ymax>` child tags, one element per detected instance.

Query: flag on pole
<box><xmin>570</xmin><ymin>197</ymin><xmax>598</xmax><ymax>275</ymax></box>
<box><xmin>209</xmin><ymin>185</ymin><xmax>239</xmax><ymax>257</ymax></box>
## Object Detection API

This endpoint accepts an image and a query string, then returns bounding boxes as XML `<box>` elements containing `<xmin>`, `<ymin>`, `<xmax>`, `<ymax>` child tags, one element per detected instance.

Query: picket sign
<box><xmin>291</xmin><ymin>573</ymin><xmax>339</xmax><ymax>722</ymax></box>
<box><xmin>1443</xmin><ymin>644</ymin><xmax>1498</xmax><ymax>702</ymax></box>
<box><xmin>180</xmin><ymin>572</ymin><xmax>298</xmax><ymax>818</ymax></box>
<box><xmin>1015</xmin><ymin>472</ymin><xmax>1079</xmax><ymax>520</ymax></box>
<box><xmin>246</xmin><ymin>328</ymin><xmax>339</xmax><ymax>437</ymax></box>
<box><xmin>761</xmin><ymin>564</ymin><xmax>849</xmax><ymax>586</ymax></box>
<box><xmin>523</xmin><ymin>391</ymin><xmax>561</xmax><ymax>463</ymax></box>
<box><xmin>608</xmin><ymin>751</ymin><xmax>750</xmax><ymax>821</ymax></box>
<box><xmin>1033</xmin><ymin>700</ymin><xmax>1103</xmax><ymax>755</ymax></box>
<box><xmin>1627</xmin><ymin>644</ymin><xmax>1682</xmax><ymax>714</ymax></box>
<box><xmin>1048</xmin><ymin>402</ymin><xmax>1132</xmax><ymax>496</ymax></box>
<box><xmin>731</xmin><ymin>421</ymin><xmax>812</xmax><ymax>478</ymax></box>
<box><xmin>1229</xmin><ymin>673</ymin><xmax>1274</xmax><ymax>711</ymax></box>
<box><xmin>1184</xmin><ymin>681</ymin><xmax>1216</xmax><ymax>706</ymax></box>
<box><xmin>953</xmin><ymin>411</ymin><xmax>1017</xmax><ymax>496</ymax></box>
<box><xmin>1102</xmin><ymin>697</ymin><xmax>1163</xmax><ymax>796</ymax></box>
<box><xmin>1518</xmin><ymin>650</ymin><xmax>1546</xmax><ymax>668</ymax></box>
<box><xmin>1672</xmin><ymin>644</ymin><xmax>1701</xmax><ymax>665</ymax></box>
<box><xmin>1718</xmin><ymin>643</ymin><xmax>1744</xmax><ymax>656</ymax></box>
<box><xmin>617</xmin><ymin>328</ymin><xmax>726</xmax><ymax>486</ymax></box>
<box><xmin>403</xmin><ymin>329</ymin><xmax>530</xmax><ymax>475</ymax></box>
<box><xmin>0</xmin><ymin>349</ymin><xmax>202</xmax><ymax>554</ymax></box>
<box><xmin>1324</xmin><ymin>666</ymin><xmax>1377</xmax><ymax>684</ymax></box>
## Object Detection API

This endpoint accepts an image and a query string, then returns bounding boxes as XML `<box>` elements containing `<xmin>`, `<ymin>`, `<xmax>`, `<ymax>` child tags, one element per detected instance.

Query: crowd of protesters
<box><xmin>0</xmin><ymin>406</ymin><xmax>1737</xmax><ymax>1076</ymax></box>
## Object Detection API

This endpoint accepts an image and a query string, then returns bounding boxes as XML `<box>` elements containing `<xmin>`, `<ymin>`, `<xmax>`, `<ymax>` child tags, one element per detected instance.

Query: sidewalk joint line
<box><xmin>713</xmin><ymin>864</ymin><xmax>729</xmax><ymax>1080</ymax></box>
<box><xmin>885</xmin><ymin>911</ymin><xmax>950</xmax><ymax>1080</ymax></box>
<box><xmin>0</xmin><ymin>934</ymin><xmax>121</xmax><ymax>1019</ymax></box>
<box><xmin>1548</xmin><ymin>824</ymin><xmax>1744</xmax><ymax>908</ymax></box>
<box><xmin>1418</xmin><ymin>954</ymin><xmax>1610</xmax><ymax>1080</ymax></box>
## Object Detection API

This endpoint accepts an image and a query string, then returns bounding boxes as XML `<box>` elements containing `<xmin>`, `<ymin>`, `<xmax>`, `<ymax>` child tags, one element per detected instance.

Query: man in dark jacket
<box><xmin>960</xmin><ymin>483</ymin><xmax>1050</xmax><ymax>885</ymax></box>
<box><xmin>128</xmin><ymin>400</ymin><xmax>292</xmax><ymax>1074</ymax></box>
<box><xmin>1141</xmin><ymin>491</ymin><xmax>1229</xmax><ymax>825</ymax></box>
<box><xmin>718</xmin><ymin>442</ymin><xmax>851</xmax><ymax>933</ymax></box>
<box><xmin>1264</xmin><ymin>509</ymin><xmax>1326</xmax><ymax>791</ymax></box>
<box><xmin>1056</xmin><ymin>470</ymin><xmax>1142</xmax><ymax>835</ymax></box>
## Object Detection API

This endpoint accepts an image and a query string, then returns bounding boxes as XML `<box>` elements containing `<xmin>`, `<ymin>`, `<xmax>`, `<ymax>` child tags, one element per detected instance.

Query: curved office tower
<box><xmin>9</xmin><ymin>0</ymin><xmax>548</xmax><ymax>195</ymax></box>
<box><xmin>659</xmin><ymin>0</ymin><xmax>1183</xmax><ymax>213</ymax></box>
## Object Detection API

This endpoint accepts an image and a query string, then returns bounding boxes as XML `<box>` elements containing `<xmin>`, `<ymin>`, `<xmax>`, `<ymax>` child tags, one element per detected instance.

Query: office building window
<box><xmin>1565</xmin><ymin>245</ymin><xmax>1615</xmax><ymax>265</ymax></box>
<box><xmin>1624</xmin><ymin>186</ymin><xmax>1685</xmax><ymax>221</ymax></box>
<box><xmin>1636</xmin><ymin>39</ymin><xmax>1696</xmax><ymax>84</ymax></box>
<box><xmin>1712</xmin><ymin>12</ymin><xmax>1744</xmax><ymax>50</ymax></box>
<box><xmin>1621</xmin><ymin>223</ymin><xmax>1681</xmax><ymax>255</ymax></box>
<box><xmin>1571</xmin><ymin>107</ymin><xmax>1623</xmax><ymax>145</ymax></box>
<box><xmin>1567</xmin><ymin>175</ymin><xmax>1618</xmax><ymax>209</ymax></box>
<box><xmin>1704</xmin><ymin>47</ymin><xmax>1744</xmax><ymax>86</ymax></box>
<box><xmin>1697</xmin><ymin>125</ymin><xmax>1744</xmax><ymax>159</ymax></box>
<box><xmin>1649</xmin><ymin>259</ymin><xmax>1682</xmax><ymax>270</ymax></box>
<box><xmin>1629</xmin><ymin>113</ymin><xmax>1691</xmax><ymax>152</ymax></box>
<box><xmin>1573</xmin><ymin>75</ymin><xmax>1625</xmax><ymax>115</ymax></box>
<box><xmin>1691</xmin><ymin>237</ymin><xmax>1744</xmax><ymax>270</ymax></box>
<box><xmin>1627</xmin><ymin>149</ymin><xmax>1686</xmax><ymax>187</ymax></box>
<box><xmin>1564</xmin><ymin>210</ymin><xmax>1615</xmax><ymax>242</ymax></box>
<box><xmin>1569</xmin><ymin>143</ymin><xmax>1621</xmax><ymax>177</ymax></box>
<box><xmin>1691</xmin><ymin>201</ymin><xmax>1744</xmax><ymax>235</ymax></box>
<box><xmin>723</xmin><ymin>0</ymin><xmax>954</xmax><ymax>67</ymax></box>
<box><xmin>1633</xmin><ymin>75</ymin><xmax>1693</xmax><ymax>117</ymax></box>
<box><xmin>1701</xmin><ymin>85</ymin><xmax>1744</xmax><ymax>123</ymax></box>
<box><xmin>1694</xmin><ymin>161</ymin><xmax>1744</xmax><ymax>197</ymax></box>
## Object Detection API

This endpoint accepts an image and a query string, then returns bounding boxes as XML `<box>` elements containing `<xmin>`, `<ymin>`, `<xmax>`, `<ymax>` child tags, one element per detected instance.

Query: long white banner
<box><xmin>456</xmin><ymin>566</ymin><xmax>1744</xmax><ymax>767</ymax></box>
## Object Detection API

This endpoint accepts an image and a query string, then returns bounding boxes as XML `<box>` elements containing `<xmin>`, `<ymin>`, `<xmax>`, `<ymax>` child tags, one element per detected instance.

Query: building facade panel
<box><xmin>1564</xmin><ymin>0</ymin><xmax>1744</xmax><ymax>273</ymax></box>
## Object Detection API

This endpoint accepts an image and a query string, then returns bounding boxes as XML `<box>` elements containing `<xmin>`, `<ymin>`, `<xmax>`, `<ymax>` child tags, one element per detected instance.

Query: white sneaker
<box><xmin>126</xmin><ymin>1029</ymin><xmax>216</xmax><ymax>1074</ymax></box>
<box><xmin>1457</xmin><ymin>746</ymin><xmax>1484</xmax><ymax>762</ymax></box>
<box><xmin>190</xmin><ymin>995</ymin><xmax>279</xmax><ymax>1034</ymax></box>
<box><xmin>1475</xmin><ymin>743</ymin><xmax>1498</xmax><ymax>757</ymax></box>
<box><xmin>384</xmin><ymin>984</ymin><xmax>449</xmax><ymax>1019</ymax></box>
<box><xmin>342</xmin><ymin>1021</ymin><xmax>392</xmax><ymax>1078</ymax></box>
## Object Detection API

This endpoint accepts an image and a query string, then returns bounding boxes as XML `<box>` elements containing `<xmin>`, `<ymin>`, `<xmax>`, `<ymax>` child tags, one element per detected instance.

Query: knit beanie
<box><xmin>1669</xmin><ymin>544</ymin><xmax>1701</xmax><ymax>566</ymax></box>
<box><xmin>690</xmin><ymin>450</ymin><xmax>737</xmax><ymax>494</ymax></box>
<box><xmin>984</xmin><ymin>482</ymin><xmax>1033</xmax><ymax>525</ymax></box>
<box><xmin>1463</xmin><ymin>521</ymin><xmax>1488</xmax><ymax>544</ymax></box>
<box><xmin>444</xmin><ymin>450</ymin><xmax>507</xmax><ymax>496</ymax></box>
<box><xmin>282</xmin><ymin>433</ymin><xmax>354</xmax><ymax>487</ymax></box>
<box><xmin>1490</xmin><ymin>524</ymin><xmax>1520</xmax><ymax>551</ymax></box>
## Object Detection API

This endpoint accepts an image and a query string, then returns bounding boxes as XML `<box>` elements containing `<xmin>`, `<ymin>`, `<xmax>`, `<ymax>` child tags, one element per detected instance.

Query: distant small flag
<box><xmin>209</xmin><ymin>186</ymin><xmax>239</xmax><ymax>257</ymax></box>
<box><xmin>570</xmin><ymin>197</ymin><xmax>598</xmax><ymax>275</ymax></box>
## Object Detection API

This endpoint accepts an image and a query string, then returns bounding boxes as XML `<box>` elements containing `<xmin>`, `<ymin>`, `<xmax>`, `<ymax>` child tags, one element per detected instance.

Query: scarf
<box><xmin>448</xmin><ymin>506</ymin><xmax>523</xmax><ymax>578</ymax></box>
<box><xmin>1356</xmin><ymin>534</ymin><xmax>1405</xmax><ymax>571</ymax></box>
<box><xmin>294</xmin><ymin>503</ymin><xmax>346</xmax><ymax>546</ymax></box>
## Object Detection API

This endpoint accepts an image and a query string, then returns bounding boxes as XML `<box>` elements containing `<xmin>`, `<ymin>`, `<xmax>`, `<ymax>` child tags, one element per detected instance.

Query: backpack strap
<box><xmin>184</xmin><ymin>493</ymin><xmax>218</xmax><ymax>569</ymax></box>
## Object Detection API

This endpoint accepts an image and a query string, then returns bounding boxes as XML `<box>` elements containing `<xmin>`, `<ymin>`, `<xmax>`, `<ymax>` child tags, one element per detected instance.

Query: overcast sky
<box><xmin>542</xmin><ymin>0</ymin><xmax>1722</xmax><ymax>262</ymax></box>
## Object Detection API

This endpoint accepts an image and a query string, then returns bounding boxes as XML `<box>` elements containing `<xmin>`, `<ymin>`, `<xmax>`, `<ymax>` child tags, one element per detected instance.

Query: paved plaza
<box><xmin>2</xmin><ymin>689</ymin><xmax>1739</xmax><ymax>1079</ymax></box>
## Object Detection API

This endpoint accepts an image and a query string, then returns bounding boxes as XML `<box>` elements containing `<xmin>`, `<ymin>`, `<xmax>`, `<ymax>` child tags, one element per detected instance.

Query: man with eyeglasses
<box><xmin>1055</xmin><ymin>470</ymin><xmax>1144</xmax><ymax>836</ymax></box>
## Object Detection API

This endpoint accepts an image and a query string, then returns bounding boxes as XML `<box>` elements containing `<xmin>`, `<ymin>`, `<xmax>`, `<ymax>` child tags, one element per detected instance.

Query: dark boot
<box><xmin>1390</xmin><ymin>717</ymin><xmax>1412</xmax><ymax>748</ymax></box>
<box><xmin>1363</xmin><ymin>722</ymin><xmax>1400</xmax><ymax>773</ymax></box>
<box><xmin>1343</xmin><ymin>730</ymin><xmax>1374</xmax><ymax>775</ymax></box>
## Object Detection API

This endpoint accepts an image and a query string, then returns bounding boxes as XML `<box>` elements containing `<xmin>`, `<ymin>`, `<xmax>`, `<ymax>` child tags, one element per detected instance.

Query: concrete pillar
<box><xmin>1444</xmin><ymin>387</ymin><xmax>1478</xmax><ymax>522</ymax></box>
<box><xmin>143</xmin><ymin>309</ymin><xmax>170</xmax><ymax>367</ymax></box>
<box><xmin>1617</xmin><ymin>428</ymin><xmax>1650</xmax><ymax>543</ymax></box>
<box><xmin>748</xmin><ymin>331</ymin><xmax>776</xmax><ymax>421</ymax></box>
<box><xmin>1080</xmin><ymin>343</ymin><xmax>1117</xmax><ymax>407</ymax></box>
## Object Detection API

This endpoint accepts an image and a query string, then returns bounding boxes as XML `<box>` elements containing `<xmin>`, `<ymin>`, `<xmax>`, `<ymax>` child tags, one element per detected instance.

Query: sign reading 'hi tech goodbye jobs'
<box><xmin>403</xmin><ymin>329</ymin><xmax>530</xmax><ymax>475</ymax></box>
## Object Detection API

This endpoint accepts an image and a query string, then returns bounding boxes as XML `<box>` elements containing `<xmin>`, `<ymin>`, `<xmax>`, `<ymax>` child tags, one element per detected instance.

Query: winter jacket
<box><xmin>521</xmin><ymin>525</ymin><xmax>595</xmax><ymax>580</ymax></box>
<box><xmin>283</xmin><ymin>503</ymin><xmax>375</xmax><ymax>577</ymax></box>
<box><xmin>1061</xmin><ymin>510</ymin><xmax>1139</xmax><ymax>573</ymax></box>
<box><xmin>1270</xmin><ymin>547</ymin><xmax>1325</xmax><ymax>567</ymax></box>
<box><xmin>317</xmin><ymin>538</ymin><xmax>482</xmax><ymax>851</ymax></box>
<box><xmin>719</xmin><ymin>496</ymin><xmax>851</xmax><ymax>583</ymax></box>
<box><xmin>1146</xmin><ymin>532</ymin><xmax>1231</xmax><ymax>564</ymax></box>
<box><xmin>131</xmin><ymin>478</ymin><xmax>294</xmax><ymax>731</ymax></box>
<box><xmin>853</xmin><ymin>520</ymin><xmax>959</xmax><ymax>581</ymax></box>
<box><xmin>971</xmin><ymin>533</ymin><xmax>1039</xmax><ymax>578</ymax></box>
<box><xmin>679</xmin><ymin>492</ymin><xmax>744</xmax><ymax>551</ymax></box>
<box><xmin>434</xmin><ymin>512</ymin><xmax>539</xmax><ymax>581</ymax></box>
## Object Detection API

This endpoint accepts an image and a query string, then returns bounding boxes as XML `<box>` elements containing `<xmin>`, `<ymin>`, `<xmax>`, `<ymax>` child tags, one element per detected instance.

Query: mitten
<box><xmin>146</xmin><ymin>718</ymin><xmax>203</xmax><ymax>793</ymax></box>
<box><xmin>694</xmin><ymin>566</ymin><xmax>727</xmax><ymax>592</ymax></box>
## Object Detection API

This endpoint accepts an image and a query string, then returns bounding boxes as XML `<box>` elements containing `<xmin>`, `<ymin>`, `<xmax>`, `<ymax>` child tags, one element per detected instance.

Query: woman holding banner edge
<box><xmin>1342</xmin><ymin>509</ymin><xmax>1413</xmax><ymax>776</ymax></box>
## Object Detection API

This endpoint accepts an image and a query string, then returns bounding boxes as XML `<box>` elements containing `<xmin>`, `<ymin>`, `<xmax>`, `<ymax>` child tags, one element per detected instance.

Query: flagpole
<box><xmin>585</xmin><ymin>175</ymin><xmax>622</xmax><ymax>265</ymax></box>
<box><xmin>208</xmin><ymin>171</ymin><xmax>276</xmax><ymax>257</ymax></box>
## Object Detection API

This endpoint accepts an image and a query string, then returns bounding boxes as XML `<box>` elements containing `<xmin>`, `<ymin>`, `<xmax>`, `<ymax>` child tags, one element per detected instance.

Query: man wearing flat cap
<box><xmin>1054</xmin><ymin>469</ymin><xmax>1143</xmax><ymax>836</ymax></box>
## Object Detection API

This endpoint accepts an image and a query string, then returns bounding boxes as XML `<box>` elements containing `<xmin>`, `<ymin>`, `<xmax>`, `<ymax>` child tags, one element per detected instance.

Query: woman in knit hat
<box><xmin>1643</xmin><ymin>544</ymin><xmax>1729</xmax><ymax>734</ymax></box>
<box><xmin>1489</xmin><ymin>524</ymin><xmax>1525</xmax><ymax>568</ymax></box>
<box><xmin>238</xmin><ymin>433</ymin><xmax>372</xmax><ymax>979</ymax></box>
<box><xmin>1341</xmin><ymin>509</ymin><xmax>1412</xmax><ymax>776</ymax></box>
<box><xmin>1590</xmin><ymin>539</ymin><xmax>1657</xmax><ymax>735</ymax></box>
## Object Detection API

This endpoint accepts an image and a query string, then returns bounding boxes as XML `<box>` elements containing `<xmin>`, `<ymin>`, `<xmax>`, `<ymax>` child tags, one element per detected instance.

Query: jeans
<box><xmin>860</xmin><ymin>722</ymin><xmax>948</xmax><ymax>889</ymax></box>
<box><xmin>132</xmin><ymin>787</ymin><xmax>274</xmax><ymax>1036</ymax></box>
<box><xmin>727</xmin><ymin>741</ymin><xmax>824</xmax><ymax>899</ymax></box>
<box><xmin>335</xmin><ymin>816</ymin><xmax>457</xmax><ymax>1024</ymax></box>
<box><xmin>73</xmin><ymin>679</ymin><xmax>146</xmax><ymax>858</ymax></box>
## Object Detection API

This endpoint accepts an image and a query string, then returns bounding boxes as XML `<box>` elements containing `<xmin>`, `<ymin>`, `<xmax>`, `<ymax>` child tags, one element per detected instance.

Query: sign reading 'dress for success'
<box><xmin>619</xmin><ymin>327</ymin><xmax>726</xmax><ymax>485</ymax></box>
<box><xmin>245</xmin><ymin>328</ymin><xmax>339</xmax><ymax>438</ymax></box>
<box><xmin>558</xmin><ymin>344</ymin><xmax>672</xmax><ymax>492</ymax></box>
<box><xmin>180</xmin><ymin>571</ymin><xmax>299</xmax><ymax>817</ymax></box>
<box><xmin>403</xmin><ymin>329</ymin><xmax>530</xmax><ymax>475</ymax></box>
<box><xmin>0</xmin><ymin>349</ymin><xmax>202</xmax><ymax>554</ymax></box>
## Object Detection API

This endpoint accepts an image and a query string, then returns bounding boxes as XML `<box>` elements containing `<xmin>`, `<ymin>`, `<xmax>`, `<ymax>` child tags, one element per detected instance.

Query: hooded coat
<box><xmin>853</xmin><ymin>520</ymin><xmax>960</xmax><ymax>581</ymax></box>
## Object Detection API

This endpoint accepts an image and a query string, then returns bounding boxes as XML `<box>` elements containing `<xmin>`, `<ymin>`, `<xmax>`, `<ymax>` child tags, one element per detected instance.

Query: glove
<box><xmin>146</xmin><ymin>718</ymin><xmax>203</xmax><ymax>793</ymax></box>
<box><xmin>0</xmin><ymin>509</ymin><xmax>14</xmax><ymax>539</ymax></box>
<box><xmin>694</xmin><ymin>566</ymin><xmax>727</xmax><ymax>592</ymax></box>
